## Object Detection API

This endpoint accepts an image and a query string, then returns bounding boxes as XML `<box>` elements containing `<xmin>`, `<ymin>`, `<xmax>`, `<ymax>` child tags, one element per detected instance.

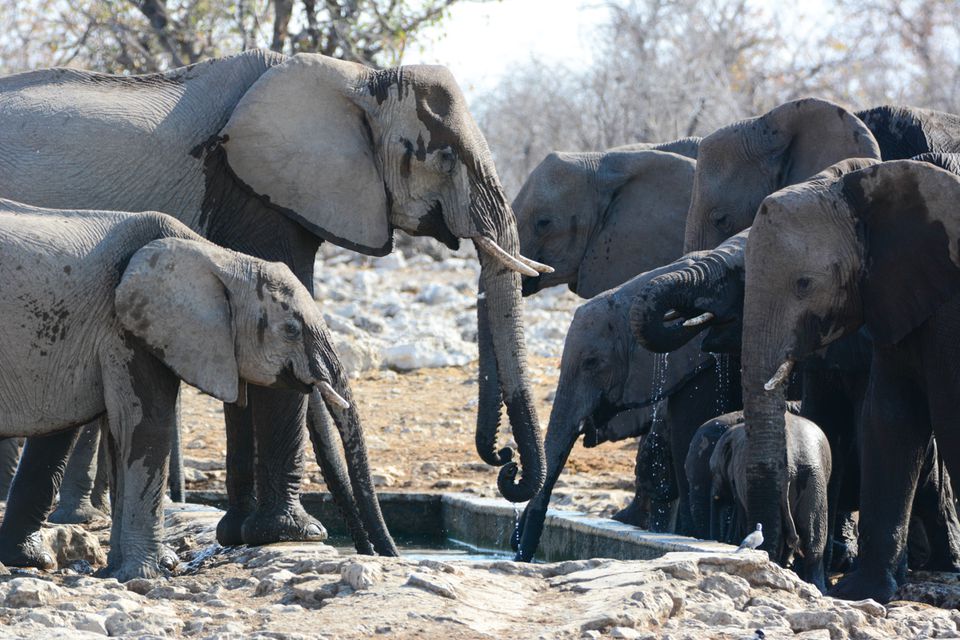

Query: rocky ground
<box><xmin>1</xmin><ymin>243</ymin><xmax>959</xmax><ymax>638</ymax></box>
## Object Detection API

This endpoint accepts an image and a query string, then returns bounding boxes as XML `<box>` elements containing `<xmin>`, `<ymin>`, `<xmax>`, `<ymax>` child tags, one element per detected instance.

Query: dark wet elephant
<box><xmin>512</xmin><ymin>260</ymin><xmax>741</xmax><ymax>561</ymax></box>
<box><xmin>0</xmin><ymin>51</ymin><xmax>544</xmax><ymax>563</ymax></box>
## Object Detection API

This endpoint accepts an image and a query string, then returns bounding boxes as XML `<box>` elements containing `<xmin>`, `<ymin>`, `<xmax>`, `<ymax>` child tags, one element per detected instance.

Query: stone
<box><xmin>291</xmin><ymin>579</ymin><xmax>339</xmax><ymax>604</ymax></box>
<box><xmin>787</xmin><ymin>610</ymin><xmax>842</xmax><ymax>633</ymax></box>
<box><xmin>341</xmin><ymin>562</ymin><xmax>380</xmax><ymax>590</ymax></box>
<box><xmin>699</xmin><ymin>572</ymin><xmax>751</xmax><ymax>601</ymax></box>
<box><xmin>610</xmin><ymin>627</ymin><xmax>642</xmax><ymax>639</ymax></box>
<box><xmin>5</xmin><ymin>577</ymin><xmax>64</xmax><ymax>607</ymax></box>
<box><xmin>41</xmin><ymin>525</ymin><xmax>106</xmax><ymax>568</ymax></box>
<box><xmin>405</xmin><ymin>573</ymin><xmax>458</xmax><ymax>599</ymax></box>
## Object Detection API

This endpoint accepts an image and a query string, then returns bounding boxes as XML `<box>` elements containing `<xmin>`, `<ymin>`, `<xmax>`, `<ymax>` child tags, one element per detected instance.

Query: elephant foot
<box><xmin>240</xmin><ymin>503</ymin><xmax>327</xmax><ymax>546</ymax></box>
<box><xmin>0</xmin><ymin>531</ymin><xmax>55</xmax><ymax>570</ymax></box>
<box><xmin>49</xmin><ymin>500</ymin><xmax>110</xmax><ymax>525</ymax></box>
<box><xmin>99</xmin><ymin>559</ymin><xmax>166</xmax><ymax>582</ymax></box>
<box><xmin>612</xmin><ymin>499</ymin><xmax>648</xmax><ymax>528</ymax></box>
<box><xmin>829</xmin><ymin>568</ymin><xmax>898</xmax><ymax>604</ymax></box>
<box><xmin>830</xmin><ymin>538</ymin><xmax>858</xmax><ymax>573</ymax></box>
<box><xmin>215</xmin><ymin>507</ymin><xmax>250</xmax><ymax>546</ymax></box>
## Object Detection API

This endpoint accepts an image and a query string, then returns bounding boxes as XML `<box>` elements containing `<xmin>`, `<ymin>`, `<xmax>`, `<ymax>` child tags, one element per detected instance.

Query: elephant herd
<box><xmin>513</xmin><ymin>98</ymin><xmax>960</xmax><ymax>603</ymax></box>
<box><xmin>0</xmin><ymin>50</ymin><xmax>957</xmax><ymax>606</ymax></box>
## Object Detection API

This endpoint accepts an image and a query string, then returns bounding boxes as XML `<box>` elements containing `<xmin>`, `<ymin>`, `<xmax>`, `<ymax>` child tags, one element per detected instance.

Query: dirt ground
<box><xmin>179</xmin><ymin>355</ymin><xmax>638</xmax><ymax>513</ymax></box>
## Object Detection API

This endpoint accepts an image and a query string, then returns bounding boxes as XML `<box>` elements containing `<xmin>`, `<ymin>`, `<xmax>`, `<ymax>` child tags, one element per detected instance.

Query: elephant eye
<box><xmin>709</xmin><ymin>209</ymin><xmax>731</xmax><ymax>234</ymax></box>
<box><xmin>282</xmin><ymin>321</ymin><xmax>301</xmax><ymax>340</ymax></box>
<box><xmin>536</xmin><ymin>218</ymin><xmax>552</xmax><ymax>231</ymax></box>
<box><xmin>437</xmin><ymin>148</ymin><xmax>457</xmax><ymax>175</ymax></box>
<box><xmin>582</xmin><ymin>356</ymin><xmax>601</xmax><ymax>371</ymax></box>
<box><xmin>794</xmin><ymin>276</ymin><xmax>813</xmax><ymax>298</ymax></box>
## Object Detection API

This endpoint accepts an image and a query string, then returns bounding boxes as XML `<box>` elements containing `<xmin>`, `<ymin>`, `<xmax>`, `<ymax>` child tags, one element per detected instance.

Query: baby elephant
<box><xmin>0</xmin><ymin>201</ymin><xmax>350</xmax><ymax>580</ymax></box>
<box><xmin>709</xmin><ymin>412</ymin><xmax>831</xmax><ymax>592</ymax></box>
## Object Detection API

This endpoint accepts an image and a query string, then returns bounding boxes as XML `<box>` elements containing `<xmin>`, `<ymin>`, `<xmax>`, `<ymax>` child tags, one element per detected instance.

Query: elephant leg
<box><xmin>167</xmin><ymin>391</ymin><xmax>185</xmax><ymax>503</ymax></box>
<box><xmin>0</xmin><ymin>428</ymin><xmax>81</xmax><ymax>569</ymax></box>
<box><xmin>101</xmin><ymin>348</ymin><xmax>179</xmax><ymax>581</ymax></box>
<box><xmin>831</xmin><ymin>353</ymin><xmax>927</xmax><ymax>603</ymax></box>
<box><xmin>49</xmin><ymin>420</ymin><xmax>109</xmax><ymax>524</ymax></box>
<box><xmin>0</xmin><ymin>438</ymin><xmax>22</xmax><ymax>499</ymax></box>
<box><xmin>240</xmin><ymin>386</ymin><xmax>326</xmax><ymax>545</ymax></box>
<box><xmin>795</xmin><ymin>467</ymin><xmax>829</xmax><ymax>593</ymax></box>
<box><xmin>831</xmin><ymin>510</ymin><xmax>859</xmax><ymax>573</ymax></box>
<box><xmin>216</xmin><ymin>401</ymin><xmax>258</xmax><ymax>545</ymax></box>
<box><xmin>91</xmin><ymin>421</ymin><xmax>111</xmax><ymax>514</ymax></box>
<box><xmin>307</xmin><ymin>393</ymin><xmax>373</xmax><ymax>554</ymax></box>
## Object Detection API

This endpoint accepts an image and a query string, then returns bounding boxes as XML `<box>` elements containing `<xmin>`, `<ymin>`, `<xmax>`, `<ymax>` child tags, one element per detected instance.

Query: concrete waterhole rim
<box><xmin>185</xmin><ymin>491</ymin><xmax>735</xmax><ymax>562</ymax></box>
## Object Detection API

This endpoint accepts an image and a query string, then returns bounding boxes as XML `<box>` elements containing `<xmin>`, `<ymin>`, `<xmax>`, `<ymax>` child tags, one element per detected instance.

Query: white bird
<box><xmin>737</xmin><ymin>523</ymin><xmax>764</xmax><ymax>551</ymax></box>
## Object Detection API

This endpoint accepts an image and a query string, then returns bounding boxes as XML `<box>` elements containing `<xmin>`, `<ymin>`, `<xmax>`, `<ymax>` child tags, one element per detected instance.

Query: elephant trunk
<box><xmin>630</xmin><ymin>264</ymin><xmax>715</xmax><ymax>353</ymax></box>
<box><xmin>513</xmin><ymin>383</ymin><xmax>581</xmax><ymax>561</ymax></box>
<box><xmin>741</xmin><ymin>323</ymin><xmax>790</xmax><ymax>557</ymax></box>
<box><xmin>472</xmin><ymin>180</ymin><xmax>545</xmax><ymax>504</ymax></box>
<box><xmin>309</xmin><ymin>343</ymin><xmax>398</xmax><ymax>556</ymax></box>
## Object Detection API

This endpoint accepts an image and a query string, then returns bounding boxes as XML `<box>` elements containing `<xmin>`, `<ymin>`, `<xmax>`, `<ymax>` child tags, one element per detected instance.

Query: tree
<box><xmin>0</xmin><ymin>0</ymin><xmax>479</xmax><ymax>75</ymax></box>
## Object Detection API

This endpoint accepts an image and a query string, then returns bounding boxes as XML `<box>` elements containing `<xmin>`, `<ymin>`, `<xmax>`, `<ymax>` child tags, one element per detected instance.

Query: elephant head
<box><xmin>685</xmin><ymin>98</ymin><xmax>880</xmax><ymax>252</ymax></box>
<box><xmin>513</xmin><ymin>262</ymin><xmax>715</xmax><ymax>561</ymax></box>
<box><xmin>115</xmin><ymin>237</ymin><xmax>397</xmax><ymax>553</ymax></box>
<box><xmin>740</xmin><ymin>158</ymin><xmax>960</xmax><ymax>557</ymax></box>
<box><xmin>217</xmin><ymin>54</ymin><xmax>547</xmax><ymax>502</ymax></box>
<box><xmin>515</xmin><ymin>148</ymin><xmax>695</xmax><ymax>297</ymax></box>
<box><xmin>630</xmin><ymin>230</ymin><xmax>749</xmax><ymax>354</ymax></box>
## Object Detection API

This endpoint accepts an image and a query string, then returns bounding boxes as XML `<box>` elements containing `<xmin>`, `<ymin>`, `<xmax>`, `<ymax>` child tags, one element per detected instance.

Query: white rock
<box><xmin>383</xmin><ymin>337</ymin><xmax>477</xmax><ymax>371</ymax></box>
<box><xmin>5</xmin><ymin>578</ymin><xmax>64</xmax><ymax>607</ymax></box>
<box><xmin>341</xmin><ymin>562</ymin><xmax>380</xmax><ymax>590</ymax></box>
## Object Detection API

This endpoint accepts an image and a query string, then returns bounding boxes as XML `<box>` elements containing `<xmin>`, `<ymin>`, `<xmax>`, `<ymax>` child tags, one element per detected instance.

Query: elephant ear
<box><xmin>116</xmin><ymin>238</ymin><xmax>240</xmax><ymax>403</ymax></box>
<box><xmin>578</xmin><ymin>151</ymin><xmax>695</xmax><ymax>298</ymax></box>
<box><xmin>762</xmin><ymin>98</ymin><xmax>881</xmax><ymax>187</ymax></box>
<box><xmin>220</xmin><ymin>54</ymin><xmax>393</xmax><ymax>256</ymax></box>
<box><xmin>842</xmin><ymin>160</ymin><xmax>960</xmax><ymax>344</ymax></box>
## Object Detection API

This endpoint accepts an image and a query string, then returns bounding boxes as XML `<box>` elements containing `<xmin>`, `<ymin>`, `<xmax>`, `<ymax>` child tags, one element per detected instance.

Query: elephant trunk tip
<box><xmin>496</xmin><ymin>461</ymin><xmax>545</xmax><ymax>503</ymax></box>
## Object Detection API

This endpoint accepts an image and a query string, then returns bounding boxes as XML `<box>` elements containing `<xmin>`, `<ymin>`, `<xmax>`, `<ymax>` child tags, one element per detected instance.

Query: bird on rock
<box><xmin>738</xmin><ymin>523</ymin><xmax>763</xmax><ymax>551</ymax></box>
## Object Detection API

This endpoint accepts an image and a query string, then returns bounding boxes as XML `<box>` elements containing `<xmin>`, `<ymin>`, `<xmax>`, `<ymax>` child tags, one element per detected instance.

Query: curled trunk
<box><xmin>631</xmin><ymin>267</ymin><xmax>714</xmax><ymax>353</ymax></box>
<box><xmin>472</xmin><ymin>178</ymin><xmax>545</xmax><ymax>503</ymax></box>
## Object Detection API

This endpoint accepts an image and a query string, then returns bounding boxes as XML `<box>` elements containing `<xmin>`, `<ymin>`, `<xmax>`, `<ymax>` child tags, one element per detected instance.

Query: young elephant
<box><xmin>0</xmin><ymin>201</ymin><xmax>372</xmax><ymax>580</ymax></box>
<box><xmin>709</xmin><ymin>413</ymin><xmax>831</xmax><ymax>592</ymax></box>
<box><xmin>742</xmin><ymin>159</ymin><xmax>960</xmax><ymax>602</ymax></box>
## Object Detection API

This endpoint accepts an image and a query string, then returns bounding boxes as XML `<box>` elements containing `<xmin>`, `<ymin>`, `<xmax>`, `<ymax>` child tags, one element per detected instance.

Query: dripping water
<box><xmin>650</xmin><ymin>352</ymin><xmax>669</xmax><ymax>426</ymax></box>
<box><xmin>713</xmin><ymin>353</ymin><xmax>731</xmax><ymax>414</ymax></box>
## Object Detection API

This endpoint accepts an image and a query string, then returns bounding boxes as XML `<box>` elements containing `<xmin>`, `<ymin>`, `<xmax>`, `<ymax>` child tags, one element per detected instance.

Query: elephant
<box><xmin>0</xmin><ymin>202</ymin><xmax>368</xmax><ymax>580</ymax></box>
<box><xmin>0</xmin><ymin>51</ymin><xmax>545</xmax><ymax>556</ymax></box>
<box><xmin>512</xmin><ymin>260</ymin><xmax>740</xmax><ymax>561</ymax></box>
<box><xmin>683</xmin><ymin>99</ymin><xmax>960</xmax><ymax>254</ymax></box>
<box><xmin>708</xmin><ymin>413</ymin><xmax>831</xmax><ymax>592</ymax></box>
<box><xmin>636</xmin><ymin>97</ymin><xmax>960</xmax><ymax>560</ymax></box>
<box><xmin>740</xmin><ymin>158</ymin><xmax>960</xmax><ymax>602</ymax></box>
<box><xmin>515</xmin><ymin>140</ymin><xmax>698</xmax><ymax>298</ymax></box>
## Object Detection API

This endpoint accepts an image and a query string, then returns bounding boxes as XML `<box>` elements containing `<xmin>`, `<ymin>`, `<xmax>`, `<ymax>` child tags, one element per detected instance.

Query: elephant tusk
<box><xmin>517</xmin><ymin>254</ymin><xmax>554</xmax><ymax>274</ymax></box>
<box><xmin>473</xmin><ymin>236</ymin><xmax>539</xmax><ymax>277</ymax></box>
<box><xmin>663</xmin><ymin>309</ymin><xmax>681</xmax><ymax>322</ymax></box>
<box><xmin>764</xmin><ymin>360</ymin><xmax>795</xmax><ymax>391</ymax></box>
<box><xmin>682</xmin><ymin>312</ymin><xmax>715</xmax><ymax>328</ymax></box>
<box><xmin>318</xmin><ymin>382</ymin><xmax>350</xmax><ymax>410</ymax></box>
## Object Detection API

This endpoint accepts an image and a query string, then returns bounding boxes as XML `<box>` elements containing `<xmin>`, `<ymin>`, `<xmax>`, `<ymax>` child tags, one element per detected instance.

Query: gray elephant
<box><xmin>708</xmin><ymin>413</ymin><xmax>831</xmax><ymax>591</ymax></box>
<box><xmin>515</xmin><ymin>140</ymin><xmax>698</xmax><ymax>298</ymax></box>
<box><xmin>741</xmin><ymin>159</ymin><xmax>960</xmax><ymax>602</ymax></box>
<box><xmin>512</xmin><ymin>260</ymin><xmax>738</xmax><ymax>561</ymax></box>
<box><xmin>0</xmin><ymin>202</ymin><xmax>363</xmax><ymax>580</ymax></box>
<box><xmin>0</xmin><ymin>51</ymin><xmax>546</xmax><ymax>557</ymax></box>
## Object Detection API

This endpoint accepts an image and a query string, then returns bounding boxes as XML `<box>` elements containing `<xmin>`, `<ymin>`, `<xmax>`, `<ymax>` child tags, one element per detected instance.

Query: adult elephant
<box><xmin>512</xmin><ymin>141</ymin><xmax>729</xmax><ymax>538</ymax></box>
<box><xmin>0</xmin><ymin>51</ymin><xmax>545</xmax><ymax>561</ymax></box>
<box><xmin>741</xmin><ymin>158</ymin><xmax>960</xmax><ymax>602</ymax></box>
<box><xmin>515</xmin><ymin>141</ymin><xmax>699</xmax><ymax>298</ymax></box>
<box><xmin>512</xmin><ymin>261</ymin><xmax>737</xmax><ymax>561</ymax></box>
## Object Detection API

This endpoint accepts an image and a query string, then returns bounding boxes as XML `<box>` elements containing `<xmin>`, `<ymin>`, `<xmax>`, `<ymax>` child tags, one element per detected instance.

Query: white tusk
<box><xmin>764</xmin><ymin>360</ymin><xmax>795</xmax><ymax>391</ymax></box>
<box><xmin>473</xmin><ymin>236</ymin><xmax>539</xmax><ymax>277</ymax></box>
<box><xmin>683</xmin><ymin>312</ymin><xmax>715</xmax><ymax>328</ymax></box>
<box><xmin>663</xmin><ymin>309</ymin><xmax>681</xmax><ymax>322</ymax></box>
<box><xmin>319</xmin><ymin>381</ymin><xmax>350</xmax><ymax>410</ymax></box>
<box><xmin>517</xmin><ymin>254</ymin><xmax>554</xmax><ymax>274</ymax></box>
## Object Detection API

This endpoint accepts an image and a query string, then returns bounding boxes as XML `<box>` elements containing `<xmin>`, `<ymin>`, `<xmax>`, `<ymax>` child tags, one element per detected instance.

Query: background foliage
<box><xmin>1</xmin><ymin>0</ymin><xmax>958</xmax><ymax>194</ymax></box>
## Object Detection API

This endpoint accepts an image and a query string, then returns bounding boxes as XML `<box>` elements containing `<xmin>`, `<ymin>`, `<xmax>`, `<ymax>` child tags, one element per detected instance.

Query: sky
<box><xmin>405</xmin><ymin>0</ymin><xmax>608</xmax><ymax>99</ymax></box>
